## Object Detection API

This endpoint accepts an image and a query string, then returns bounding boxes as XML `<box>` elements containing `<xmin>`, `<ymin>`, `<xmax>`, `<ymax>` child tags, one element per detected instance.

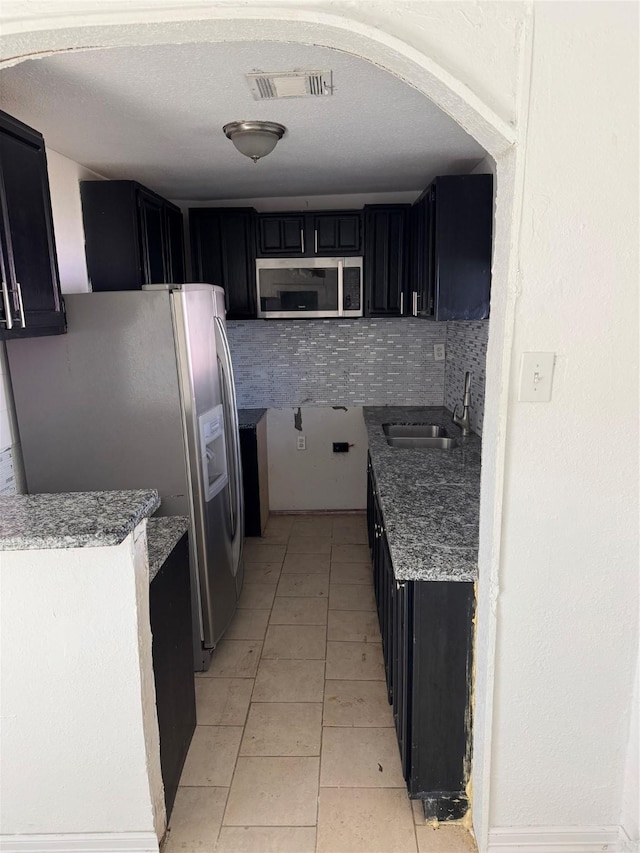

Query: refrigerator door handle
<box><xmin>215</xmin><ymin>316</ymin><xmax>244</xmax><ymax>562</ymax></box>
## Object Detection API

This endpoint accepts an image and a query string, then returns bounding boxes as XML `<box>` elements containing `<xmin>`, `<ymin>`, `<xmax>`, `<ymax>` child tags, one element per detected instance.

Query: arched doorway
<box><xmin>1</xmin><ymin>6</ymin><xmax>525</xmax><ymax>848</ymax></box>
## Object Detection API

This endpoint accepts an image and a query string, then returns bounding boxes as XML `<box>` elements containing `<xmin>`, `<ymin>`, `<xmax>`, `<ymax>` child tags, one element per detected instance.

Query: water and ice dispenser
<box><xmin>198</xmin><ymin>405</ymin><xmax>229</xmax><ymax>501</ymax></box>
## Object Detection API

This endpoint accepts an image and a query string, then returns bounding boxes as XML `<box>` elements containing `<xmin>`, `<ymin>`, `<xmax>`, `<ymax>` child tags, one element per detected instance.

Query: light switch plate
<box><xmin>519</xmin><ymin>352</ymin><xmax>555</xmax><ymax>401</ymax></box>
<box><xmin>433</xmin><ymin>343</ymin><xmax>445</xmax><ymax>362</ymax></box>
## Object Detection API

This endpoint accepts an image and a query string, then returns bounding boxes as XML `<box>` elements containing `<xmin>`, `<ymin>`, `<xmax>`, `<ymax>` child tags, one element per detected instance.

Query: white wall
<box><xmin>46</xmin><ymin>148</ymin><xmax>105</xmax><ymax>293</ymax></box>
<box><xmin>621</xmin><ymin>660</ymin><xmax>639</xmax><ymax>845</ymax></box>
<box><xmin>488</xmin><ymin>0</ymin><xmax>639</xmax><ymax>834</ymax></box>
<box><xmin>267</xmin><ymin>407</ymin><xmax>368</xmax><ymax>511</ymax></box>
<box><xmin>0</xmin><ymin>525</ymin><xmax>164</xmax><ymax>847</ymax></box>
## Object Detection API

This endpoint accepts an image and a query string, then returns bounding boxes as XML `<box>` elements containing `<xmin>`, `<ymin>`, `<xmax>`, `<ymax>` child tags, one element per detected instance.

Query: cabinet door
<box><xmin>364</xmin><ymin>205</ymin><xmax>408</xmax><ymax>316</ymax></box>
<box><xmin>366</xmin><ymin>455</ymin><xmax>375</xmax><ymax>555</ymax></box>
<box><xmin>138</xmin><ymin>191</ymin><xmax>168</xmax><ymax>284</ymax></box>
<box><xmin>257</xmin><ymin>214</ymin><xmax>305</xmax><ymax>256</ymax></box>
<box><xmin>409</xmin><ymin>581</ymin><xmax>475</xmax><ymax>816</ymax></box>
<box><xmin>165</xmin><ymin>206</ymin><xmax>185</xmax><ymax>283</ymax></box>
<box><xmin>393</xmin><ymin>580</ymin><xmax>412</xmax><ymax>782</ymax></box>
<box><xmin>149</xmin><ymin>533</ymin><xmax>196</xmax><ymax>819</ymax></box>
<box><xmin>312</xmin><ymin>212</ymin><xmax>362</xmax><ymax>255</ymax></box>
<box><xmin>408</xmin><ymin>190</ymin><xmax>434</xmax><ymax>318</ymax></box>
<box><xmin>433</xmin><ymin>175</ymin><xmax>492</xmax><ymax>320</ymax></box>
<box><xmin>0</xmin><ymin>125</ymin><xmax>64</xmax><ymax>338</ymax></box>
<box><xmin>190</xmin><ymin>208</ymin><xmax>256</xmax><ymax>319</ymax></box>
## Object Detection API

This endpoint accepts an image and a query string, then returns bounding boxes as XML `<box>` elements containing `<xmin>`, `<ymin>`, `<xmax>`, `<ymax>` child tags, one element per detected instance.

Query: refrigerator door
<box><xmin>171</xmin><ymin>284</ymin><xmax>238</xmax><ymax>650</ymax></box>
<box><xmin>214</xmin><ymin>314</ymin><xmax>244</xmax><ymax>594</ymax></box>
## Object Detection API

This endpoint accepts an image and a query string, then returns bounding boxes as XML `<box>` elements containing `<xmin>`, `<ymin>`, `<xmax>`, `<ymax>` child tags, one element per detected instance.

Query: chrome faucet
<box><xmin>452</xmin><ymin>371</ymin><xmax>472</xmax><ymax>436</ymax></box>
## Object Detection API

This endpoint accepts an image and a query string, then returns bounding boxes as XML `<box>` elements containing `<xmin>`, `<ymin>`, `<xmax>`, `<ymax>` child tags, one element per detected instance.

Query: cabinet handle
<box><xmin>412</xmin><ymin>291</ymin><xmax>418</xmax><ymax>316</ymax></box>
<box><xmin>1</xmin><ymin>280</ymin><xmax>13</xmax><ymax>330</ymax></box>
<box><xmin>300</xmin><ymin>229</ymin><xmax>305</xmax><ymax>254</ymax></box>
<box><xmin>15</xmin><ymin>281</ymin><xmax>26</xmax><ymax>329</ymax></box>
<box><xmin>400</xmin><ymin>292</ymin><xmax>404</xmax><ymax>315</ymax></box>
<box><xmin>314</xmin><ymin>228</ymin><xmax>318</xmax><ymax>254</ymax></box>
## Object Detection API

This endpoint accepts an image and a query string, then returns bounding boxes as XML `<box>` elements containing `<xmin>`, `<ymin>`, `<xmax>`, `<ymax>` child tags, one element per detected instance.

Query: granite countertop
<box><xmin>238</xmin><ymin>408</ymin><xmax>267</xmax><ymax>429</ymax></box>
<box><xmin>0</xmin><ymin>490</ymin><xmax>160</xmax><ymax>551</ymax></box>
<box><xmin>363</xmin><ymin>406</ymin><xmax>481</xmax><ymax>582</ymax></box>
<box><xmin>147</xmin><ymin>516</ymin><xmax>189</xmax><ymax>582</ymax></box>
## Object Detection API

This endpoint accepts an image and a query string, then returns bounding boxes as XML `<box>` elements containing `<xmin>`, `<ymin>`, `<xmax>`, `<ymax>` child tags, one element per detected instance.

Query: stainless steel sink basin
<box><xmin>382</xmin><ymin>424</ymin><xmax>448</xmax><ymax>439</ymax></box>
<box><xmin>382</xmin><ymin>424</ymin><xmax>459</xmax><ymax>450</ymax></box>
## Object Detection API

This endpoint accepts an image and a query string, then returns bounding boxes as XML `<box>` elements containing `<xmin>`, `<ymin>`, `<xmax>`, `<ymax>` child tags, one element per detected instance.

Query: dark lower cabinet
<box><xmin>0</xmin><ymin>110</ymin><xmax>65</xmax><ymax>339</ymax></box>
<box><xmin>368</xmin><ymin>455</ymin><xmax>475</xmax><ymax>820</ymax></box>
<box><xmin>80</xmin><ymin>180</ymin><xmax>185</xmax><ymax>291</ymax></box>
<box><xmin>149</xmin><ymin>531</ymin><xmax>196</xmax><ymax>819</ymax></box>
<box><xmin>239</xmin><ymin>415</ymin><xmax>269</xmax><ymax>536</ymax></box>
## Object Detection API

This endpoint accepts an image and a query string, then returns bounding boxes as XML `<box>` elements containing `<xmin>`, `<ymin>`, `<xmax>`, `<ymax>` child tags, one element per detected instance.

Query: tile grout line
<box><xmin>212</xmin><ymin>537</ymin><xmax>283</xmax><ymax>850</ymax></box>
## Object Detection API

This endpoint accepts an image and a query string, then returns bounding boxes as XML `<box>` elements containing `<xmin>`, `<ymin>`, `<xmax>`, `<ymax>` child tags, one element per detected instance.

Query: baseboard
<box><xmin>0</xmin><ymin>832</ymin><xmax>159</xmax><ymax>853</ymax></box>
<box><xmin>488</xmin><ymin>825</ymin><xmax>626</xmax><ymax>852</ymax></box>
<box><xmin>618</xmin><ymin>825</ymin><xmax>640</xmax><ymax>853</ymax></box>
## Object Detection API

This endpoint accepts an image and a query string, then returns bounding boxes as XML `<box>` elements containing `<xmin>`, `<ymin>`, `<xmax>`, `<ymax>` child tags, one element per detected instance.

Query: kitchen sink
<box><xmin>382</xmin><ymin>423</ymin><xmax>448</xmax><ymax>438</ymax></box>
<box><xmin>382</xmin><ymin>423</ymin><xmax>459</xmax><ymax>450</ymax></box>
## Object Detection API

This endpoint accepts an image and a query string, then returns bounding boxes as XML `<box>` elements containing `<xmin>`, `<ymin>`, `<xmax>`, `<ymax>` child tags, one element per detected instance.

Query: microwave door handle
<box><xmin>338</xmin><ymin>259</ymin><xmax>344</xmax><ymax>316</ymax></box>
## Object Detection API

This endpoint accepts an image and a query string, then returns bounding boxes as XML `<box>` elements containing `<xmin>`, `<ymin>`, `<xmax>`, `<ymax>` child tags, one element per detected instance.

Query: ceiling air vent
<box><xmin>246</xmin><ymin>71</ymin><xmax>333</xmax><ymax>100</ymax></box>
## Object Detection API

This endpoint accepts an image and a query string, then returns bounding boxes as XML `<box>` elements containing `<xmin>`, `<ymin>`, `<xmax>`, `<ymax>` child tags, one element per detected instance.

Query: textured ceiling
<box><xmin>0</xmin><ymin>41</ymin><xmax>486</xmax><ymax>200</ymax></box>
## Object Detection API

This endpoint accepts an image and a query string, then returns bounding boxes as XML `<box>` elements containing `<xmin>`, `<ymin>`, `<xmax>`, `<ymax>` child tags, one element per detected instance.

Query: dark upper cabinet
<box><xmin>80</xmin><ymin>180</ymin><xmax>185</xmax><ymax>291</ymax></box>
<box><xmin>257</xmin><ymin>214</ymin><xmax>305</xmax><ymax>256</ymax></box>
<box><xmin>409</xmin><ymin>174</ymin><xmax>492</xmax><ymax>321</ymax></box>
<box><xmin>0</xmin><ymin>110</ymin><xmax>65</xmax><ymax>339</ymax></box>
<box><xmin>256</xmin><ymin>211</ymin><xmax>362</xmax><ymax>257</ymax></box>
<box><xmin>311</xmin><ymin>212</ymin><xmax>362</xmax><ymax>255</ymax></box>
<box><xmin>363</xmin><ymin>204</ymin><xmax>409</xmax><ymax>316</ymax></box>
<box><xmin>190</xmin><ymin>207</ymin><xmax>256</xmax><ymax>320</ymax></box>
<box><xmin>166</xmin><ymin>206</ymin><xmax>186</xmax><ymax>284</ymax></box>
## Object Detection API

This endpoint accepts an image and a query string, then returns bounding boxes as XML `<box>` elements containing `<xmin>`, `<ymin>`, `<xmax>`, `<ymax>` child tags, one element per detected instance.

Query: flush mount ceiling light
<box><xmin>223</xmin><ymin>120</ymin><xmax>286</xmax><ymax>163</ymax></box>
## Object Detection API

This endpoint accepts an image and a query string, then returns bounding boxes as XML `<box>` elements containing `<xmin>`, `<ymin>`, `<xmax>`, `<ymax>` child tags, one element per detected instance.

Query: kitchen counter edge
<box><xmin>0</xmin><ymin>489</ymin><xmax>161</xmax><ymax>551</ymax></box>
<box><xmin>147</xmin><ymin>516</ymin><xmax>189</xmax><ymax>582</ymax></box>
<box><xmin>238</xmin><ymin>408</ymin><xmax>267</xmax><ymax>429</ymax></box>
<box><xmin>363</xmin><ymin>406</ymin><xmax>481</xmax><ymax>583</ymax></box>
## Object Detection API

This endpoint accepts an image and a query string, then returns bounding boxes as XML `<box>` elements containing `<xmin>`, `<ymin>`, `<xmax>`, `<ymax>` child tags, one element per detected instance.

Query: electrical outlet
<box><xmin>296</xmin><ymin>435</ymin><xmax>306</xmax><ymax>451</ymax></box>
<box><xmin>434</xmin><ymin>343</ymin><xmax>445</xmax><ymax>361</ymax></box>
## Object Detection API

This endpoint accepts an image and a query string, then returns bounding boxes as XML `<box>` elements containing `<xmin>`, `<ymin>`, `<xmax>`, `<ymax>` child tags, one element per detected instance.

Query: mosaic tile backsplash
<box><xmin>227</xmin><ymin>319</ymin><xmax>447</xmax><ymax>408</ymax></box>
<box><xmin>228</xmin><ymin>317</ymin><xmax>489</xmax><ymax>434</ymax></box>
<box><xmin>444</xmin><ymin>321</ymin><xmax>489</xmax><ymax>435</ymax></box>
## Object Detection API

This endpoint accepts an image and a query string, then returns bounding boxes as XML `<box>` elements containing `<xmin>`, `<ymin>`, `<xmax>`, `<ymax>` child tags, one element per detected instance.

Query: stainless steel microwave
<box><xmin>256</xmin><ymin>257</ymin><xmax>363</xmax><ymax>319</ymax></box>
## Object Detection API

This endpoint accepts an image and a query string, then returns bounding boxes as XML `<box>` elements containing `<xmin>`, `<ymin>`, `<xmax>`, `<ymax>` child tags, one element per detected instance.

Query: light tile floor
<box><xmin>163</xmin><ymin>513</ymin><xmax>477</xmax><ymax>853</ymax></box>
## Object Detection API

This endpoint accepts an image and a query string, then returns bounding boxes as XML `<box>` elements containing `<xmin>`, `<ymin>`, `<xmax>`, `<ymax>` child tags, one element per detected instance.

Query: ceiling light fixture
<box><xmin>223</xmin><ymin>120</ymin><xmax>286</xmax><ymax>163</ymax></box>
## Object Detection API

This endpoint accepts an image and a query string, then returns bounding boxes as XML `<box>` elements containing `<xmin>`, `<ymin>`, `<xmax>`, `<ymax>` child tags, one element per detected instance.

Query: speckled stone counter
<box><xmin>0</xmin><ymin>490</ymin><xmax>160</xmax><ymax>551</ymax></box>
<box><xmin>238</xmin><ymin>408</ymin><xmax>267</xmax><ymax>429</ymax></box>
<box><xmin>147</xmin><ymin>516</ymin><xmax>189</xmax><ymax>582</ymax></box>
<box><xmin>363</xmin><ymin>406</ymin><xmax>481</xmax><ymax>582</ymax></box>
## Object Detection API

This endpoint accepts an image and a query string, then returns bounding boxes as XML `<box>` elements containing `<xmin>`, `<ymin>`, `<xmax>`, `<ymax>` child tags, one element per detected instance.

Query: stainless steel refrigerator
<box><xmin>6</xmin><ymin>284</ymin><xmax>244</xmax><ymax>671</ymax></box>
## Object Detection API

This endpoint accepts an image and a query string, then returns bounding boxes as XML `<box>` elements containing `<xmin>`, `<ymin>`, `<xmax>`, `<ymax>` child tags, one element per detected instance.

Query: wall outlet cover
<box><xmin>434</xmin><ymin>343</ymin><xmax>446</xmax><ymax>362</ymax></box>
<box><xmin>296</xmin><ymin>435</ymin><xmax>306</xmax><ymax>450</ymax></box>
